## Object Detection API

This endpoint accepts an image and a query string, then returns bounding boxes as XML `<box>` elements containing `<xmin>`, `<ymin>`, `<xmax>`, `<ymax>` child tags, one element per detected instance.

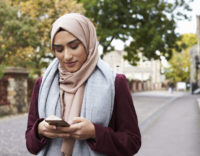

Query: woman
<box><xmin>26</xmin><ymin>13</ymin><xmax>141</xmax><ymax>156</ymax></box>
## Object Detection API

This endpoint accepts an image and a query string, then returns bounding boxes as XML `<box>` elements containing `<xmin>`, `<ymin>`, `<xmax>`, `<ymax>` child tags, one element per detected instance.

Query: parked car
<box><xmin>176</xmin><ymin>82</ymin><xmax>186</xmax><ymax>91</ymax></box>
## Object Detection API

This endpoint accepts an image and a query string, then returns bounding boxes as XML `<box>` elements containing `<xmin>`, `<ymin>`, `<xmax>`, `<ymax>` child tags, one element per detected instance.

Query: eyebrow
<box><xmin>67</xmin><ymin>39</ymin><xmax>80</xmax><ymax>45</ymax></box>
<box><xmin>53</xmin><ymin>39</ymin><xmax>80</xmax><ymax>47</ymax></box>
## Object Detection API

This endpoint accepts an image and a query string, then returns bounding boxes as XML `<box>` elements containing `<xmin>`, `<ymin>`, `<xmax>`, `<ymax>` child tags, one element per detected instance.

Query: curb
<box><xmin>197</xmin><ymin>98</ymin><xmax>200</xmax><ymax>110</ymax></box>
<box><xmin>139</xmin><ymin>94</ymin><xmax>186</xmax><ymax>133</ymax></box>
<box><xmin>0</xmin><ymin>113</ymin><xmax>27</xmax><ymax>122</ymax></box>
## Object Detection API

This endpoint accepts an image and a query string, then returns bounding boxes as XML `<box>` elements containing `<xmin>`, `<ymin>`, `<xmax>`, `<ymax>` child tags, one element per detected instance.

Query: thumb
<box><xmin>71</xmin><ymin>117</ymin><xmax>84</xmax><ymax>124</ymax></box>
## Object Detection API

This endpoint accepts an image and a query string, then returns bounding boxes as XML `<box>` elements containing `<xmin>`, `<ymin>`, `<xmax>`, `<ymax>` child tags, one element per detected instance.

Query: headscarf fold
<box><xmin>51</xmin><ymin>13</ymin><xmax>98</xmax><ymax>155</ymax></box>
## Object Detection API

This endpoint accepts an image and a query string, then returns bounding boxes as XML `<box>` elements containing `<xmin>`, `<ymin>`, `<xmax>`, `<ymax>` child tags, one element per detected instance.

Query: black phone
<box><xmin>45</xmin><ymin>119</ymin><xmax>70</xmax><ymax>127</ymax></box>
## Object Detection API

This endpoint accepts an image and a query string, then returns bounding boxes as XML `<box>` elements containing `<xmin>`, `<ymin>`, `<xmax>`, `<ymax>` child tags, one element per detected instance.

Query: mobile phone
<box><xmin>45</xmin><ymin>119</ymin><xmax>70</xmax><ymax>127</ymax></box>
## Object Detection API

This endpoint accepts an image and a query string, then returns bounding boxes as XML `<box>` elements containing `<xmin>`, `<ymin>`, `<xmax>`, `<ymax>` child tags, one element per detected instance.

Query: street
<box><xmin>0</xmin><ymin>91</ymin><xmax>199</xmax><ymax>156</ymax></box>
<box><xmin>134</xmin><ymin>91</ymin><xmax>200</xmax><ymax>156</ymax></box>
<box><xmin>0</xmin><ymin>114</ymin><xmax>33</xmax><ymax>156</ymax></box>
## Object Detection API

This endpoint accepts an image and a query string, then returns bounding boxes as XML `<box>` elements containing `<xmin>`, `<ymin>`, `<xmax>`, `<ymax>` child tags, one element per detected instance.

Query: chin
<box><xmin>62</xmin><ymin>64</ymin><xmax>81</xmax><ymax>73</ymax></box>
<box><xmin>66</xmin><ymin>68</ymin><xmax>79</xmax><ymax>73</ymax></box>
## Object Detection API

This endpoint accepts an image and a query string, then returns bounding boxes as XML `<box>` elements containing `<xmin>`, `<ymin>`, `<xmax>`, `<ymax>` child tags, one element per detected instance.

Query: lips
<box><xmin>65</xmin><ymin>61</ymin><xmax>77</xmax><ymax>67</ymax></box>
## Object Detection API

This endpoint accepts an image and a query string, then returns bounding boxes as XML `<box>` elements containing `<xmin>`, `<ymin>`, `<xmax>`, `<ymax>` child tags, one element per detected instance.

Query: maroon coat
<box><xmin>25</xmin><ymin>74</ymin><xmax>141</xmax><ymax>156</ymax></box>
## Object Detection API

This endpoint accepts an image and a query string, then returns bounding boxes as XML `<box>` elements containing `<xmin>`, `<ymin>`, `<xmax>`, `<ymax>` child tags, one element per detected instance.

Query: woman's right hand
<box><xmin>37</xmin><ymin>116</ymin><xmax>70</xmax><ymax>139</ymax></box>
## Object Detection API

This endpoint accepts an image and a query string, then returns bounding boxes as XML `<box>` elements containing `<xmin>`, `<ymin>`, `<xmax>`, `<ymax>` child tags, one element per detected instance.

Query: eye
<box><xmin>66</xmin><ymin>39</ymin><xmax>81</xmax><ymax>50</ymax></box>
<box><xmin>54</xmin><ymin>45</ymin><xmax>64</xmax><ymax>53</ymax></box>
<box><xmin>69</xmin><ymin>40</ymin><xmax>80</xmax><ymax>50</ymax></box>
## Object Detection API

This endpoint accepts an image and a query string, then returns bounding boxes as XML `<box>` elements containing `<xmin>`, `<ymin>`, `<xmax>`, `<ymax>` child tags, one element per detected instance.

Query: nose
<box><xmin>63</xmin><ymin>48</ymin><xmax>72</xmax><ymax>60</ymax></box>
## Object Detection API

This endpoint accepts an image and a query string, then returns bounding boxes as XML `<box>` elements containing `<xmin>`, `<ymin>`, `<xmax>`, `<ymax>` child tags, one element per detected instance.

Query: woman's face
<box><xmin>53</xmin><ymin>31</ymin><xmax>87</xmax><ymax>73</ymax></box>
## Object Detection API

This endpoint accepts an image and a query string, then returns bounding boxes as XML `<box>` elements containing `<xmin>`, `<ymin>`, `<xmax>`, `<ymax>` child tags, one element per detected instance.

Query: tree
<box><xmin>1</xmin><ymin>0</ymin><xmax>84</xmax><ymax>77</ymax></box>
<box><xmin>0</xmin><ymin>0</ymin><xmax>37</xmax><ymax>63</ymax></box>
<box><xmin>164</xmin><ymin>33</ymin><xmax>197</xmax><ymax>83</ymax></box>
<box><xmin>0</xmin><ymin>0</ymin><xmax>38</xmax><ymax>77</ymax></box>
<box><xmin>78</xmin><ymin>0</ymin><xmax>193</xmax><ymax>64</ymax></box>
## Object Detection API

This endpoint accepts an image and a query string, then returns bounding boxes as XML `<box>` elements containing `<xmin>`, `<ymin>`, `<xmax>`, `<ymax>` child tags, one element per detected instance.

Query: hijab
<box><xmin>51</xmin><ymin>13</ymin><xmax>99</xmax><ymax>156</ymax></box>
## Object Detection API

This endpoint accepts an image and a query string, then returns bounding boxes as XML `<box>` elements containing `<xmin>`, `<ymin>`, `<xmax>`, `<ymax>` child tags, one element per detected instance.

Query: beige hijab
<box><xmin>51</xmin><ymin>13</ymin><xmax>99</xmax><ymax>156</ymax></box>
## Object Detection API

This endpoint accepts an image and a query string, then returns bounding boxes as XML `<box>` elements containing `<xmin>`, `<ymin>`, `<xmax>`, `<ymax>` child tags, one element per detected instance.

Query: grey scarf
<box><xmin>37</xmin><ymin>58</ymin><xmax>116</xmax><ymax>156</ymax></box>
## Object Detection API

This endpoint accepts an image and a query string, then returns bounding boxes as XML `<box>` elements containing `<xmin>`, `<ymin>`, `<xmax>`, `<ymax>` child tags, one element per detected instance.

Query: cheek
<box><xmin>55</xmin><ymin>53</ymin><xmax>63</xmax><ymax>60</ymax></box>
<box><xmin>79</xmin><ymin>52</ymin><xmax>87</xmax><ymax>64</ymax></box>
<box><xmin>77</xmin><ymin>47</ymin><xmax>88</xmax><ymax>63</ymax></box>
<box><xmin>83</xmin><ymin>53</ymin><xmax>88</xmax><ymax>62</ymax></box>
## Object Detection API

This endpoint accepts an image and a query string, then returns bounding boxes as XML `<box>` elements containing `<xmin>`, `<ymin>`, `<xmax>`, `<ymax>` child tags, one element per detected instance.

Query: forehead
<box><xmin>53</xmin><ymin>31</ymin><xmax>77</xmax><ymax>44</ymax></box>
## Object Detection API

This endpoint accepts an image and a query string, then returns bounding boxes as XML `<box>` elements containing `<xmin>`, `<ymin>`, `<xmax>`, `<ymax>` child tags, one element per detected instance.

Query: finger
<box><xmin>44</xmin><ymin>121</ymin><xmax>57</xmax><ymax>130</ymax></box>
<box><xmin>46</xmin><ymin>115</ymin><xmax>61</xmax><ymax>120</ymax></box>
<box><xmin>71</xmin><ymin>134</ymin><xmax>81</xmax><ymax>139</ymax></box>
<box><xmin>43</xmin><ymin>131</ymin><xmax>70</xmax><ymax>139</ymax></box>
<box><xmin>56</xmin><ymin>124</ymin><xmax>79</xmax><ymax>133</ymax></box>
<box><xmin>69</xmin><ymin>122</ymin><xmax>82</xmax><ymax>131</ymax></box>
<box><xmin>71</xmin><ymin>117</ymin><xmax>84</xmax><ymax>124</ymax></box>
<box><xmin>71</xmin><ymin>133</ymin><xmax>86</xmax><ymax>140</ymax></box>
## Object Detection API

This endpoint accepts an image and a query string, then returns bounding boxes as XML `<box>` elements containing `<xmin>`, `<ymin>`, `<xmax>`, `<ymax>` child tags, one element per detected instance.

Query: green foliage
<box><xmin>79</xmin><ymin>0</ymin><xmax>193</xmax><ymax>65</ymax></box>
<box><xmin>0</xmin><ymin>0</ymin><xmax>194</xmax><ymax>78</ymax></box>
<box><xmin>0</xmin><ymin>0</ymin><xmax>84</xmax><ymax>77</ymax></box>
<box><xmin>0</xmin><ymin>1</ymin><xmax>38</xmax><ymax>65</ymax></box>
<box><xmin>164</xmin><ymin>33</ymin><xmax>198</xmax><ymax>83</ymax></box>
<box><xmin>0</xmin><ymin>64</ymin><xmax>6</xmax><ymax>78</ymax></box>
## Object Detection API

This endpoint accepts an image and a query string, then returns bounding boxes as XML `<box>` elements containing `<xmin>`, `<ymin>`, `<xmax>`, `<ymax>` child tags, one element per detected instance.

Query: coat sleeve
<box><xmin>87</xmin><ymin>74</ymin><xmax>141</xmax><ymax>156</ymax></box>
<box><xmin>25</xmin><ymin>78</ymin><xmax>49</xmax><ymax>155</ymax></box>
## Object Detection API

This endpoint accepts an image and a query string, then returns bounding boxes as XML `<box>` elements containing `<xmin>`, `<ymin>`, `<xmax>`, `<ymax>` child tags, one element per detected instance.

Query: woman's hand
<box><xmin>38</xmin><ymin>116</ymin><xmax>95</xmax><ymax>140</ymax></box>
<box><xmin>37</xmin><ymin>116</ymin><xmax>70</xmax><ymax>139</ymax></box>
<box><xmin>57</xmin><ymin>117</ymin><xmax>96</xmax><ymax>140</ymax></box>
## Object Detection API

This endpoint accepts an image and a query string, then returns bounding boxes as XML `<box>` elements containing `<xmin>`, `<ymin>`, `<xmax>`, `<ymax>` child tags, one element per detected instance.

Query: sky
<box><xmin>176</xmin><ymin>0</ymin><xmax>200</xmax><ymax>34</ymax></box>
<box><xmin>163</xmin><ymin>0</ymin><xmax>200</xmax><ymax>67</ymax></box>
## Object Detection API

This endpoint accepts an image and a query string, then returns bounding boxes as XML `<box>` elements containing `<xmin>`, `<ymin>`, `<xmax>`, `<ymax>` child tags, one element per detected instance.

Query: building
<box><xmin>103</xmin><ymin>50</ymin><xmax>163</xmax><ymax>91</ymax></box>
<box><xmin>190</xmin><ymin>15</ymin><xmax>200</xmax><ymax>93</ymax></box>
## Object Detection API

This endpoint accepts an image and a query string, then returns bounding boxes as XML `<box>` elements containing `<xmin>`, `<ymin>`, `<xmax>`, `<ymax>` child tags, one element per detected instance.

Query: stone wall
<box><xmin>128</xmin><ymin>80</ymin><xmax>164</xmax><ymax>93</ymax></box>
<box><xmin>0</xmin><ymin>78</ymin><xmax>9</xmax><ymax>106</ymax></box>
<box><xmin>0</xmin><ymin>67</ymin><xmax>29</xmax><ymax>115</ymax></box>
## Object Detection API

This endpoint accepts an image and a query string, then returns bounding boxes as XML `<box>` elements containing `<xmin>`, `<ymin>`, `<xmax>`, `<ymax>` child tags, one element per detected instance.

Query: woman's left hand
<box><xmin>57</xmin><ymin>117</ymin><xmax>96</xmax><ymax>140</ymax></box>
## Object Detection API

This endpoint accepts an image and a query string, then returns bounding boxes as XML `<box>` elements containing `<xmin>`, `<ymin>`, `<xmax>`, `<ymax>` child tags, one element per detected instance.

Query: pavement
<box><xmin>133</xmin><ymin>90</ymin><xmax>186</xmax><ymax>97</ymax></box>
<box><xmin>132</xmin><ymin>90</ymin><xmax>187</xmax><ymax>132</ymax></box>
<box><xmin>0</xmin><ymin>90</ymin><xmax>198</xmax><ymax>156</ymax></box>
<box><xmin>135</xmin><ymin>93</ymin><xmax>200</xmax><ymax>156</ymax></box>
<box><xmin>197</xmin><ymin>97</ymin><xmax>200</xmax><ymax>110</ymax></box>
<box><xmin>0</xmin><ymin>114</ymin><xmax>33</xmax><ymax>156</ymax></box>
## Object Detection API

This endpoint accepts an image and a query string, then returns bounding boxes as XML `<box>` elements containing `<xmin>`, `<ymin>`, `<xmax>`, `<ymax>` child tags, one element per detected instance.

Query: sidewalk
<box><xmin>133</xmin><ymin>90</ymin><xmax>186</xmax><ymax>97</ymax></box>
<box><xmin>135</xmin><ymin>93</ymin><xmax>200</xmax><ymax>156</ymax></box>
<box><xmin>132</xmin><ymin>90</ymin><xmax>187</xmax><ymax>132</ymax></box>
<box><xmin>197</xmin><ymin>98</ymin><xmax>200</xmax><ymax>110</ymax></box>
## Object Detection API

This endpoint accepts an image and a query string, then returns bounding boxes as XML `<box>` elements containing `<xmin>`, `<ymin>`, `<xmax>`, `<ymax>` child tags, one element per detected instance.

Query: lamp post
<box><xmin>196</xmin><ymin>15</ymin><xmax>200</xmax><ymax>87</ymax></box>
<box><xmin>197</xmin><ymin>16</ymin><xmax>200</xmax><ymax>56</ymax></box>
<box><xmin>191</xmin><ymin>16</ymin><xmax>200</xmax><ymax>94</ymax></box>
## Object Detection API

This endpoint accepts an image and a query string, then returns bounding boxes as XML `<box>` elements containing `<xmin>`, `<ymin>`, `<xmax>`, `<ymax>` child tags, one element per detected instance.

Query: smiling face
<box><xmin>53</xmin><ymin>30</ymin><xmax>88</xmax><ymax>73</ymax></box>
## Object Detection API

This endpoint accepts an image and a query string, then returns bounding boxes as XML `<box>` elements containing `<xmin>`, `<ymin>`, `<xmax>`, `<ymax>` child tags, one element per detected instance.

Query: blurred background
<box><xmin>0</xmin><ymin>0</ymin><xmax>200</xmax><ymax>155</ymax></box>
